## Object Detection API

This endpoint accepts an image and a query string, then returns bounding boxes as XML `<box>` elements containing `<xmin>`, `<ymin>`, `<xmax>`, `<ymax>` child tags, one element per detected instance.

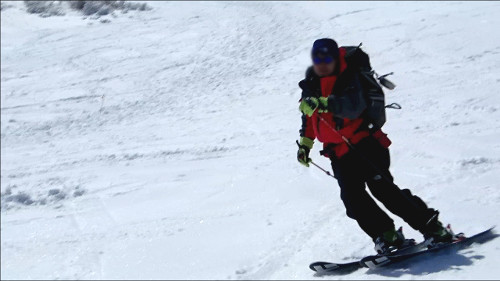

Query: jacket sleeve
<box><xmin>298</xmin><ymin>67</ymin><xmax>318</xmax><ymax>140</ymax></box>
<box><xmin>299</xmin><ymin>113</ymin><xmax>316</xmax><ymax>140</ymax></box>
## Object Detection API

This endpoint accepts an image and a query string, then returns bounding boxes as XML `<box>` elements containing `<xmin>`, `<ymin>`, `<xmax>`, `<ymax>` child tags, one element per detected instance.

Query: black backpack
<box><xmin>341</xmin><ymin>45</ymin><xmax>387</xmax><ymax>130</ymax></box>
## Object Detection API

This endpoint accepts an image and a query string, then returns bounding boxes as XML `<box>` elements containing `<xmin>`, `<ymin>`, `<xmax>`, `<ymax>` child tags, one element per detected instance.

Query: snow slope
<box><xmin>2</xmin><ymin>1</ymin><xmax>500</xmax><ymax>279</ymax></box>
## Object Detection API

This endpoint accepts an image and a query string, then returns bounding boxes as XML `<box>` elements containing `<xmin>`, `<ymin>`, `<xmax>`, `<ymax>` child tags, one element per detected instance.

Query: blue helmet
<box><xmin>311</xmin><ymin>38</ymin><xmax>339</xmax><ymax>63</ymax></box>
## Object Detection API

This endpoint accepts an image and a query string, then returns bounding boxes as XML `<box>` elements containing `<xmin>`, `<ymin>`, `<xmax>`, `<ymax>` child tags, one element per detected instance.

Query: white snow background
<box><xmin>1</xmin><ymin>1</ymin><xmax>500</xmax><ymax>279</ymax></box>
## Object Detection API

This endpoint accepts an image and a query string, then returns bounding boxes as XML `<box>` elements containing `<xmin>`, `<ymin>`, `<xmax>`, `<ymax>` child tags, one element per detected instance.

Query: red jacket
<box><xmin>301</xmin><ymin>48</ymin><xmax>390</xmax><ymax>158</ymax></box>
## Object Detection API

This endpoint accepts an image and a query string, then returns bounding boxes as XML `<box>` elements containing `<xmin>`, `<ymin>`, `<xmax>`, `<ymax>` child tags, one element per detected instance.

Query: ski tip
<box><xmin>486</xmin><ymin>226</ymin><xmax>499</xmax><ymax>237</ymax></box>
<box><xmin>309</xmin><ymin>261</ymin><xmax>324</xmax><ymax>271</ymax></box>
<box><xmin>309</xmin><ymin>261</ymin><xmax>362</xmax><ymax>275</ymax></box>
<box><xmin>309</xmin><ymin>261</ymin><xmax>340</xmax><ymax>272</ymax></box>
<box><xmin>466</xmin><ymin>227</ymin><xmax>499</xmax><ymax>244</ymax></box>
<box><xmin>479</xmin><ymin>226</ymin><xmax>497</xmax><ymax>236</ymax></box>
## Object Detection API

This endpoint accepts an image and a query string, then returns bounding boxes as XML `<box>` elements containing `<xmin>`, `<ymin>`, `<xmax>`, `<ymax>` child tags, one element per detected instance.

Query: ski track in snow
<box><xmin>2</xmin><ymin>1</ymin><xmax>500</xmax><ymax>279</ymax></box>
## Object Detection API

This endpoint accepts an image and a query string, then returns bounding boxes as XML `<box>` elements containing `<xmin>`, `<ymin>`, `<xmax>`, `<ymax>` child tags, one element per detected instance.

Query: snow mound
<box><xmin>20</xmin><ymin>1</ymin><xmax>151</xmax><ymax>18</ymax></box>
<box><xmin>1</xmin><ymin>178</ymin><xmax>85</xmax><ymax>210</ymax></box>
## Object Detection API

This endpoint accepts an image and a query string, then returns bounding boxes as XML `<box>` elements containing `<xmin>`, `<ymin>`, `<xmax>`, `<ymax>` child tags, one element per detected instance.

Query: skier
<box><xmin>296</xmin><ymin>38</ymin><xmax>456</xmax><ymax>254</ymax></box>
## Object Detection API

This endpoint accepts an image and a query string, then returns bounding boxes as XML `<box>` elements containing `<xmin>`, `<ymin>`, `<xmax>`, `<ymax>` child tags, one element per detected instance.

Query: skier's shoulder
<box><xmin>298</xmin><ymin>66</ymin><xmax>318</xmax><ymax>89</ymax></box>
<box><xmin>299</xmin><ymin>66</ymin><xmax>318</xmax><ymax>86</ymax></box>
<box><xmin>304</xmin><ymin>66</ymin><xmax>317</xmax><ymax>80</ymax></box>
<box><xmin>298</xmin><ymin>66</ymin><xmax>319</xmax><ymax>100</ymax></box>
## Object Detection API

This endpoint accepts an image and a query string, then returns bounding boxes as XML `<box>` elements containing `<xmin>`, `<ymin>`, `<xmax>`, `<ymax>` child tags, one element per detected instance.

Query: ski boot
<box><xmin>422</xmin><ymin>213</ymin><xmax>465</xmax><ymax>248</ymax></box>
<box><xmin>373</xmin><ymin>227</ymin><xmax>416</xmax><ymax>255</ymax></box>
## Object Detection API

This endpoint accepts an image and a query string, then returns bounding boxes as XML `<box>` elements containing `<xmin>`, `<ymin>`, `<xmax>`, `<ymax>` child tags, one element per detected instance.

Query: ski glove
<box><xmin>299</xmin><ymin>97</ymin><xmax>328</xmax><ymax>117</ymax></box>
<box><xmin>296</xmin><ymin>137</ymin><xmax>314</xmax><ymax>167</ymax></box>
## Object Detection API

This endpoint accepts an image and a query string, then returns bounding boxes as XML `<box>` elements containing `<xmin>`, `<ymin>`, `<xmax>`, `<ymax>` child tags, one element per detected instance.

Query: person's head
<box><xmin>311</xmin><ymin>38</ymin><xmax>339</xmax><ymax>77</ymax></box>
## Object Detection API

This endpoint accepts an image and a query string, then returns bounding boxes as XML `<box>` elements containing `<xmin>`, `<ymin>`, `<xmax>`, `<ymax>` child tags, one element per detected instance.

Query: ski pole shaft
<box><xmin>316</xmin><ymin>115</ymin><xmax>354</xmax><ymax>147</ymax></box>
<box><xmin>310</xmin><ymin>160</ymin><xmax>336</xmax><ymax>179</ymax></box>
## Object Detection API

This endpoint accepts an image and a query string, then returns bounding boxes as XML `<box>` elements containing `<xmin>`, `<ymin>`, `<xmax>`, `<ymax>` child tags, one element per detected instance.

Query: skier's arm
<box><xmin>297</xmin><ymin>113</ymin><xmax>315</xmax><ymax>167</ymax></box>
<box><xmin>296</xmin><ymin>67</ymin><xmax>319</xmax><ymax>167</ymax></box>
<box><xmin>299</xmin><ymin>113</ymin><xmax>315</xmax><ymax>142</ymax></box>
<box><xmin>299</xmin><ymin>83</ymin><xmax>317</xmax><ymax>142</ymax></box>
<box><xmin>297</xmin><ymin>73</ymin><xmax>316</xmax><ymax>166</ymax></box>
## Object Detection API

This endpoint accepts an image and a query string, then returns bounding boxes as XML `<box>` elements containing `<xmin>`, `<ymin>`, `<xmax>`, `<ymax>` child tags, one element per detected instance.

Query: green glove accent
<box><xmin>299</xmin><ymin>136</ymin><xmax>314</xmax><ymax>150</ymax></box>
<box><xmin>300</xmin><ymin>97</ymin><xmax>330</xmax><ymax>115</ymax></box>
<box><xmin>317</xmin><ymin>97</ymin><xmax>329</xmax><ymax>113</ymax></box>
<box><xmin>299</xmin><ymin>97</ymin><xmax>319</xmax><ymax>117</ymax></box>
<box><xmin>296</xmin><ymin>138</ymin><xmax>313</xmax><ymax>167</ymax></box>
<box><xmin>297</xmin><ymin>148</ymin><xmax>311</xmax><ymax>167</ymax></box>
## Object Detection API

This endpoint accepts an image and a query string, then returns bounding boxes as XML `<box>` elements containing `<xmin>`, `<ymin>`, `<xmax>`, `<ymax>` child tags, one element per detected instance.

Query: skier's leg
<box><xmin>363</xmin><ymin>138</ymin><xmax>437</xmax><ymax>231</ymax></box>
<box><xmin>331</xmin><ymin>153</ymin><xmax>395</xmax><ymax>239</ymax></box>
<box><xmin>368</xmin><ymin>176</ymin><xmax>437</xmax><ymax>231</ymax></box>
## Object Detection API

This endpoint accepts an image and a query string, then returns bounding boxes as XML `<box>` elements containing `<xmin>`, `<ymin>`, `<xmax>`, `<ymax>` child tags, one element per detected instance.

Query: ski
<box><xmin>361</xmin><ymin>227</ymin><xmax>496</xmax><ymax>269</ymax></box>
<box><xmin>309</xmin><ymin>227</ymin><xmax>496</xmax><ymax>275</ymax></box>
<box><xmin>309</xmin><ymin>241</ymin><xmax>427</xmax><ymax>275</ymax></box>
<box><xmin>309</xmin><ymin>260</ymin><xmax>363</xmax><ymax>275</ymax></box>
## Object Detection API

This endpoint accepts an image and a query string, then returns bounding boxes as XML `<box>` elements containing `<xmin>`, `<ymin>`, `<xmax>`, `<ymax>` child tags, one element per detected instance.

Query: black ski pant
<box><xmin>330</xmin><ymin>136</ymin><xmax>437</xmax><ymax>240</ymax></box>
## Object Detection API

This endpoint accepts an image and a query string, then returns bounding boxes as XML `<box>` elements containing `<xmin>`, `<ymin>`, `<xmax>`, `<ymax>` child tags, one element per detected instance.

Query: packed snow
<box><xmin>2</xmin><ymin>1</ymin><xmax>500</xmax><ymax>279</ymax></box>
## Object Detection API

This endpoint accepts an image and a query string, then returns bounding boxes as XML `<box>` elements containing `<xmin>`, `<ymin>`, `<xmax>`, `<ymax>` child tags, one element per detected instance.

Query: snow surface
<box><xmin>2</xmin><ymin>1</ymin><xmax>500</xmax><ymax>279</ymax></box>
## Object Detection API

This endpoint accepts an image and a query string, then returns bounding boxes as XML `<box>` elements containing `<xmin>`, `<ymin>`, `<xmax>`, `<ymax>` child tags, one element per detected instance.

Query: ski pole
<box><xmin>310</xmin><ymin>160</ymin><xmax>336</xmax><ymax>179</ymax></box>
